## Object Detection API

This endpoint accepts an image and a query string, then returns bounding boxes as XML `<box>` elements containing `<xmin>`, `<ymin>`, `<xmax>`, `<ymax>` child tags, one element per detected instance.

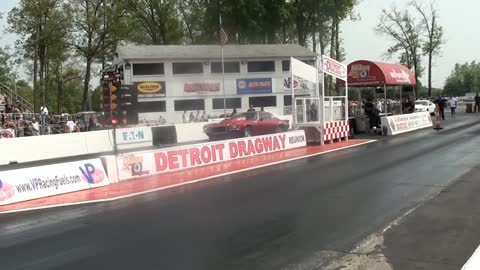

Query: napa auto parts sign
<box><xmin>116</xmin><ymin>130</ymin><xmax>307</xmax><ymax>181</ymax></box>
<box><xmin>322</xmin><ymin>55</ymin><xmax>347</xmax><ymax>80</ymax></box>
<box><xmin>134</xmin><ymin>81</ymin><xmax>166</xmax><ymax>97</ymax></box>
<box><xmin>0</xmin><ymin>159</ymin><xmax>110</xmax><ymax>206</ymax></box>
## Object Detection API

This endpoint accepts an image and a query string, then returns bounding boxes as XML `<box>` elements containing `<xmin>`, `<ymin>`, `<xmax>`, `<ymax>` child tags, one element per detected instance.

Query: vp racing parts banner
<box><xmin>0</xmin><ymin>159</ymin><xmax>110</xmax><ymax>206</ymax></box>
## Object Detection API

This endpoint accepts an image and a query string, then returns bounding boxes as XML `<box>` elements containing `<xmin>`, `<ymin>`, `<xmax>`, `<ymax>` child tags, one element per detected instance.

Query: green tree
<box><xmin>412</xmin><ymin>0</ymin><xmax>445</xmax><ymax>97</ymax></box>
<box><xmin>70</xmin><ymin>0</ymin><xmax>125</xmax><ymax>111</ymax></box>
<box><xmin>444</xmin><ymin>62</ymin><xmax>480</xmax><ymax>96</ymax></box>
<box><xmin>376</xmin><ymin>6</ymin><xmax>424</xmax><ymax>97</ymax></box>
<box><xmin>120</xmin><ymin>0</ymin><xmax>184</xmax><ymax>45</ymax></box>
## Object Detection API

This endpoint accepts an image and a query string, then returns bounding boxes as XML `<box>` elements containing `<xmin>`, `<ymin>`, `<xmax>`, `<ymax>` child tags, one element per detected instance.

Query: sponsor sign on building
<box><xmin>134</xmin><ymin>81</ymin><xmax>166</xmax><ymax>98</ymax></box>
<box><xmin>116</xmin><ymin>130</ymin><xmax>307</xmax><ymax>181</ymax></box>
<box><xmin>0</xmin><ymin>159</ymin><xmax>110</xmax><ymax>206</ymax></box>
<box><xmin>184</xmin><ymin>82</ymin><xmax>220</xmax><ymax>93</ymax></box>
<box><xmin>381</xmin><ymin>111</ymin><xmax>432</xmax><ymax>136</ymax></box>
<box><xmin>236</xmin><ymin>78</ymin><xmax>272</xmax><ymax>94</ymax></box>
<box><xmin>283</xmin><ymin>78</ymin><xmax>314</xmax><ymax>92</ymax></box>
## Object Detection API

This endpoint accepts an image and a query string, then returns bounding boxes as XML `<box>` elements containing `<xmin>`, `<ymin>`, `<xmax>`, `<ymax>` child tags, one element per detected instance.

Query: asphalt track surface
<box><xmin>2</xmin><ymin>114</ymin><xmax>480</xmax><ymax>270</ymax></box>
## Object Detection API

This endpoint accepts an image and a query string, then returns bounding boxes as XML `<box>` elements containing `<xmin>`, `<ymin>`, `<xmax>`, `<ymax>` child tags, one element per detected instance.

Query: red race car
<box><xmin>204</xmin><ymin>111</ymin><xmax>289</xmax><ymax>141</ymax></box>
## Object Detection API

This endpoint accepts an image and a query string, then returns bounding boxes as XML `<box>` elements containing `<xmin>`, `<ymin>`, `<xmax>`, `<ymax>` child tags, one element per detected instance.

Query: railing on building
<box><xmin>0</xmin><ymin>81</ymin><xmax>34</xmax><ymax>113</ymax></box>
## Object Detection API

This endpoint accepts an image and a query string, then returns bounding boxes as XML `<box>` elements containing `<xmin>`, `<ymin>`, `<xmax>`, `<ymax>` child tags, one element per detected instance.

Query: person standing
<box><xmin>448</xmin><ymin>96</ymin><xmax>458</xmax><ymax>117</ymax></box>
<box><xmin>40</xmin><ymin>105</ymin><xmax>48</xmax><ymax>134</ymax></box>
<box><xmin>32</xmin><ymin>118</ymin><xmax>39</xmax><ymax>136</ymax></box>
<box><xmin>182</xmin><ymin>111</ymin><xmax>188</xmax><ymax>123</ymax></box>
<box><xmin>66</xmin><ymin>117</ymin><xmax>75</xmax><ymax>133</ymax></box>
<box><xmin>435</xmin><ymin>96</ymin><xmax>446</xmax><ymax>120</ymax></box>
<box><xmin>475</xmin><ymin>93</ymin><xmax>480</xmax><ymax>113</ymax></box>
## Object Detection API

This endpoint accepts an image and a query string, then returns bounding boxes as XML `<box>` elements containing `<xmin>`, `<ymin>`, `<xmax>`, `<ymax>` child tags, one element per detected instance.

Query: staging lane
<box><xmin>2</xmin><ymin>118</ymin><xmax>480</xmax><ymax>270</ymax></box>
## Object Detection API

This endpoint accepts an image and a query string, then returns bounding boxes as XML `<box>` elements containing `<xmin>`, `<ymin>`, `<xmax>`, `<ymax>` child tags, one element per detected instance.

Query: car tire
<box><xmin>244</xmin><ymin>126</ymin><xmax>252</xmax><ymax>137</ymax></box>
<box><xmin>275</xmin><ymin>125</ymin><xmax>286</xmax><ymax>133</ymax></box>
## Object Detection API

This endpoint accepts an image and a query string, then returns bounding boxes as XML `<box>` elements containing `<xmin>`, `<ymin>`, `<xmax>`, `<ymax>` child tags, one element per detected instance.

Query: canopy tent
<box><xmin>338</xmin><ymin>60</ymin><xmax>417</xmax><ymax>116</ymax></box>
<box><xmin>338</xmin><ymin>60</ymin><xmax>416</xmax><ymax>87</ymax></box>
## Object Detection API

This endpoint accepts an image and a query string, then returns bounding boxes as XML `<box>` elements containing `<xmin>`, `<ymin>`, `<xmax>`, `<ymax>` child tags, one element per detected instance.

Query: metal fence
<box><xmin>0</xmin><ymin>113</ymin><xmax>76</xmax><ymax>138</ymax></box>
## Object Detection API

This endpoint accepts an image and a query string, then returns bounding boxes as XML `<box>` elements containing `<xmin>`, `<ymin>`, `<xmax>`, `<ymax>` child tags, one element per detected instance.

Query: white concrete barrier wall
<box><xmin>0</xmin><ymin>159</ymin><xmax>110</xmax><ymax>206</ymax></box>
<box><xmin>0</xmin><ymin>130</ymin><xmax>114</xmax><ymax>164</ymax></box>
<box><xmin>115</xmin><ymin>130</ymin><xmax>307</xmax><ymax>181</ymax></box>
<box><xmin>175</xmin><ymin>122</ymin><xmax>210</xmax><ymax>143</ymax></box>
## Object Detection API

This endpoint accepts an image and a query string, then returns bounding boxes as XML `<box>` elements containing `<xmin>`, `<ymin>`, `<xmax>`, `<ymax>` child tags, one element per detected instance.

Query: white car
<box><xmin>415</xmin><ymin>100</ymin><xmax>436</xmax><ymax>115</ymax></box>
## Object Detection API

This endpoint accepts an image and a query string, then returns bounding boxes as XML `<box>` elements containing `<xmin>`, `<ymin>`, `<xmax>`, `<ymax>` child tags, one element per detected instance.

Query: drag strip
<box><xmin>1</xmin><ymin>116</ymin><xmax>480</xmax><ymax>270</ymax></box>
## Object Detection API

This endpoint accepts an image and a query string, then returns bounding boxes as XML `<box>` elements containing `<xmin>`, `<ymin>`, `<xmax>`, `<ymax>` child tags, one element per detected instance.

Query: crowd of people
<box><xmin>182</xmin><ymin>110</ymin><xmax>209</xmax><ymax>123</ymax></box>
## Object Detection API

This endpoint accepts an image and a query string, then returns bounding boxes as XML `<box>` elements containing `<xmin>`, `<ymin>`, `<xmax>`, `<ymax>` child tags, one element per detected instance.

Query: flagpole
<box><xmin>220</xmin><ymin>15</ymin><xmax>226</xmax><ymax>117</ymax></box>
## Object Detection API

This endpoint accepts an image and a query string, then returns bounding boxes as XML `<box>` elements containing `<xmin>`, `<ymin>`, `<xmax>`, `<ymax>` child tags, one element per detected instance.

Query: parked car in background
<box><xmin>204</xmin><ymin>111</ymin><xmax>289</xmax><ymax>141</ymax></box>
<box><xmin>76</xmin><ymin>111</ymin><xmax>101</xmax><ymax>131</ymax></box>
<box><xmin>415</xmin><ymin>100</ymin><xmax>436</xmax><ymax>115</ymax></box>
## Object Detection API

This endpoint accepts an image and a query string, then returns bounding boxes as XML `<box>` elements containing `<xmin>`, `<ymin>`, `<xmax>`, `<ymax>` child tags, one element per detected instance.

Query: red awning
<box><xmin>338</xmin><ymin>60</ymin><xmax>416</xmax><ymax>87</ymax></box>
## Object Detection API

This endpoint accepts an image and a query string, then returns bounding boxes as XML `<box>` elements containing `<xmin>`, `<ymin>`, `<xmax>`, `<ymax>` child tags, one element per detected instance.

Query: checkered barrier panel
<box><xmin>323</xmin><ymin>120</ymin><xmax>350</xmax><ymax>141</ymax></box>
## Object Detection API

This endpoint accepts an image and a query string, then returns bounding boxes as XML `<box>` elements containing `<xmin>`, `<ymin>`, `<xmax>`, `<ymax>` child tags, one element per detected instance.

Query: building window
<box><xmin>211</xmin><ymin>62</ymin><xmax>240</xmax><ymax>73</ymax></box>
<box><xmin>249</xmin><ymin>96</ymin><xmax>277</xmax><ymax>108</ymax></box>
<box><xmin>174</xmin><ymin>99</ymin><xmax>205</xmax><ymax>111</ymax></box>
<box><xmin>136</xmin><ymin>101</ymin><xmax>166</xmax><ymax>113</ymax></box>
<box><xmin>247</xmin><ymin>61</ymin><xmax>275</xmax><ymax>73</ymax></box>
<box><xmin>133</xmin><ymin>63</ymin><xmax>164</xmax><ymax>75</ymax></box>
<box><xmin>172</xmin><ymin>62</ymin><xmax>203</xmax><ymax>74</ymax></box>
<box><xmin>212</xmin><ymin>98</ymin><xmax>241</xmax><ymax>110</ymax></box>
<box><xmin>283</xmin><ymin>94</ymin><xmax>310</xmax><ymax>106</ymax></box>
<box><xmin>282</xmin><ymin>60</ymin><xmax>315</xmax><ymax>72</ymax></box>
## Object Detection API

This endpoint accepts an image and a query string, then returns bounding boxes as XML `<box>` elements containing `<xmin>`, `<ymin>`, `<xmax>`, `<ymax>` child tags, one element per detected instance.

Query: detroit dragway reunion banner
<box><xmin>116</xmin><ymin>130</ymin><xmax>307</xmax><ymax>181</ymax></box>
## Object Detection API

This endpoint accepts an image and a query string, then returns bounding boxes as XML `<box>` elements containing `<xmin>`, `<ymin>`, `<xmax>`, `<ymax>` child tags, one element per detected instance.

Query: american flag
<box><xmin>219</xmin><ymin>25</ymin><xmax>228</xmax><ymax>46</ymax></box>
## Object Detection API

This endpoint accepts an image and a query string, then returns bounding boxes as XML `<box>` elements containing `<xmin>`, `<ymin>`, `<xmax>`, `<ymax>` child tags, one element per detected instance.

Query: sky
<box><xmin>0</xmin><ymin>0</ymin><xmax>478</xmax><ymax>88</ymax></box>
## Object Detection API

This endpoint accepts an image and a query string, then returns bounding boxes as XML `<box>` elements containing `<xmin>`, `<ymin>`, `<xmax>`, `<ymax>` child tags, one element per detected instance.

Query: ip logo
<box><xmin>0</xmin><ymin>179</ymin><xmax>15</xmax><ymax>202</ymax></box>
<box><xmin>79</xmin><ymin>163</ymin><xmax>105</xmax><ymax>184</ymax></box>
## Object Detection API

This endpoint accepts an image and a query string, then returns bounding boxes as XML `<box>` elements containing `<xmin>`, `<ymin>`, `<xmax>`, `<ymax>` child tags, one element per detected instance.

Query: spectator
<box><xmin>75</xmin><ymin>122</ymin><xmax>81</xmax><ymax>132</ymax></box>
<box><xmin>475</xmin><ymin>93</ymin><xmax>480</xmax><ymax>113</ymax></box>
<box><xmin>32</xmin><ymin>119</ymin><xmax>39</xmax><ymax>136</ymax></box>
<box><xmin>195</xmin><ymin>110</ymin><xmax>200</xmax><ymax>122</ymax></box>
<box><xmin>66</xmin><ymin>117</ymin><xmax>75</xmax><ymax>133</ymax></box>
<box><xmin>247</xmin><ymin>105</ymin><xmax>255</xmax><ymax>113</ymax></box>
<box><xmin>435</xmin><ymin>96</ymin><xmax>446</xmax><ymax>120</ymax></box>
<box><xmin>182</xmin><ymin>111</ymin><xmax>188</xmax><ymax>123</ymax></box>
<box><xmin>260</xmin><ymin>107</ymin><xmax>265</xmax><ymax>112</ymax></box>
<box><xmin>231</xmin><ymin>108</ymin><xmax>237</xmax><ymax>117</ymax></box>
<box><xmin>189</xmin><ymin>112</ymin><xmax>195</xmax><ymax>122</ymax></box>
<box><xmin>89</xmin><ymin>116</ymin><xmax>96</xmax><ymax>130</ymax></box>
<box><xmin>40</xmin><ymin>105</ymin><xmax>48</xmax><ymax>135</ymax></box>
<box><xmin>448</xmin><ymin>96</ymin><xmax>458</xmax><ymax>117</ymax></box>
<box><xmin>5</xmin><ymin>100</ymin><xmax>12</xmax><ymax>114</ymax></box>
<box><xmin>201</xmin><ymin>111</ymin><xmax>208</xmax><ymax>121</ymax></box>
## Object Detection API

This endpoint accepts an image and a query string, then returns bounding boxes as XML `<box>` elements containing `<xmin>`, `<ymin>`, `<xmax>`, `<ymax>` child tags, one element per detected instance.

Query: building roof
<box><xmin>115</xmin><ymin>44</ymin><xmax>317</xmax><ymax>61</ymax></box>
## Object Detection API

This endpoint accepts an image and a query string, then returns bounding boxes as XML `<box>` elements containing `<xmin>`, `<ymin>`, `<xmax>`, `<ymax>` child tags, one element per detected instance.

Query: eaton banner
<box><xmin>116</xmin><ymin>130</ymin><xmax>307</xmax><ymax>181</ymax></box>
<box><xmin>236</xmin><ymin>78</ymin><xmax>272</xmax><ymax>94</ymax></box>
<box><xmin>0</xmin><ymin>159</ymin><xmax>110</xmax><ymax>206</ymax></box>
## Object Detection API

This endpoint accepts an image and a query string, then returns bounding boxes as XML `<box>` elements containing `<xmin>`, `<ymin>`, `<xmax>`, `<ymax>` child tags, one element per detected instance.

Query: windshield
<box><xmin>415</xmin><ymin>101</ymin><xmax>429</xmax><ymax>106</ymax></box>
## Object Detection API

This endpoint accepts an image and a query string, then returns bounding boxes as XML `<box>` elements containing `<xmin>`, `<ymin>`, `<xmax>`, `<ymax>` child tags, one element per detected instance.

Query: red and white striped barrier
<box><xmin>323</xmin><ymin>120</ymin><xmax>350</xmax><ymax>141</ymax></box>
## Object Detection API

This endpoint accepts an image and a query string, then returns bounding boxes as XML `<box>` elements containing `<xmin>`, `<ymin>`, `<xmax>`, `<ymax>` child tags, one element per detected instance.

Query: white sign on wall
<box><xmin>116</xmin><ymin>126</ymin><xmax>153</xmax><ymax>145</ymax></box>
<box><xmin>116</xmin><ymin>130</ymin><xmax>307</xmax><ymax>181</ymax></box>
<box><xmin>0</xmin><ymin>159</ymin><xmax>110</xmax><ymax>206</ymax></box>
<box><xmin>381</xmin><ymin>112</ymin><xmax>433</xmax><ymax>136</ymax></box>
